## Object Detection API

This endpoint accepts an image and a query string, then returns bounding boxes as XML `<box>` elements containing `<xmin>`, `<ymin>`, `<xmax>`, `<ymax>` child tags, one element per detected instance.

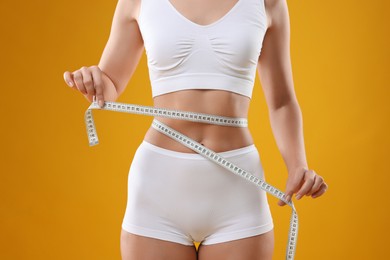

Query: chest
<box><xmin>138</xmin><ymin>0</ymin><xmax>267</xmax><ymax>69</ymax></box>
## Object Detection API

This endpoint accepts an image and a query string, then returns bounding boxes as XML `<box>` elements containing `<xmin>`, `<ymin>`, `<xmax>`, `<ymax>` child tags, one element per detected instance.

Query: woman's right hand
<box><xmin>63</xmin><ymin>65</ymin><xmax>113</xmax><ymax>108</ymax></box>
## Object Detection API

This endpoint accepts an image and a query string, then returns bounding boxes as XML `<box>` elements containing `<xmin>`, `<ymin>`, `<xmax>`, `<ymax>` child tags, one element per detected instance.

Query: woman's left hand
<box><xmin>278</xmin><ymin>167</ymin><xmax>328</xmax><ymax>206</ymax></box>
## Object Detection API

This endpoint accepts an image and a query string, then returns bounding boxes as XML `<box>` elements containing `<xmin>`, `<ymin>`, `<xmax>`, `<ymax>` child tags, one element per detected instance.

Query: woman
<box><xmin>64</xmin><ymin>0</ymin><xmax>328</xmax><ymax>259</ymax></box>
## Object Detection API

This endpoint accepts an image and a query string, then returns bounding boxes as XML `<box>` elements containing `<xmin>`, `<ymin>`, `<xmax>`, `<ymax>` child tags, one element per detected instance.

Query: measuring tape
<box><xmin>84</xmin><ymin>96</ymin><xmax>298</xmax><ymax>259</ymax></box>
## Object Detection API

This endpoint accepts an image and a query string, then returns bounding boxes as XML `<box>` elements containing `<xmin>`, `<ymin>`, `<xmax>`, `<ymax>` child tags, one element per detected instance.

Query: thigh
<box><xmin>197</xmin><ymin>229</ymin><xmax>274</xmax><ymax>260</ymax></box>
<box><xmin>120</xmin><ymin>229</ymin><xmax>198</xmax><ymax>260</ymax></box>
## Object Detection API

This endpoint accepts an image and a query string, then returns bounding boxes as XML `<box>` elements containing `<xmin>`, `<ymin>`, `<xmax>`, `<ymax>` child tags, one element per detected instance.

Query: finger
<box><xmin>90</xmin><ymin>66</ymin><xmax>104</xmax><ymax>107</ymax></box>
<box><xmin>73</xmin><ymin>70</ymin><xmax>87</xmax><ymax>95</ymax></box>
<box><xmin>306</xmin><ymin>175</ymin><xmax>324</xmax><ymax>197</ymax></box>
<box><xmin>278</xmin><ymin>170</ymin><xmax>305</xmax><ymax>206</ymax></box>
<box><xmin>63</xmin><ymin>71</ymin><xmax>75</xmax><ymax>88</ymax></box>
<box><xmin>295</xmin><ymin>170</ymin><xmax>316</xmax><ymax>200</ymax></box>
<box><xmin>311</xmin><ymin>183</ymin><xmax>328</xmax><ymax>198</ymax></box>
<box><xmin>80</xmin><ymin>66</ymin><xmax>96</xmax><ymax>96</ymax></box>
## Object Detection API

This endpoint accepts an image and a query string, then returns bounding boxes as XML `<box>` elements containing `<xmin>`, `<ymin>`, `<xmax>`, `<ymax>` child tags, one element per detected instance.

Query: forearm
<box><xmin>268</xmin><ymin>100</ymin><xmax>308</xmax><ymax>174</ymax></box>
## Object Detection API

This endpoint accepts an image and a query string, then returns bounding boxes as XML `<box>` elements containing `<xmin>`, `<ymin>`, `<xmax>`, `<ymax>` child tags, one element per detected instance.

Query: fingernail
<box><xmin>296</xmin><ymin>194</ymin><xmax>302</xmax><ymax>200</ymax></box>
<box><xmin>99</xmin><ymin>100</ymin><xmax>103</xmax><ymax>108</ymax></box>
<box><xmin>68</xmin><ymin>81</ymin><xmax>73</xmax><ymax>87</ymax></box>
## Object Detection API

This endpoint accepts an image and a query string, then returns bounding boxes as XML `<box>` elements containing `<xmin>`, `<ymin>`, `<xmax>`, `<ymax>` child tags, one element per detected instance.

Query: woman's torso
<box><xmin>143</xmin><ymin>89</ymin><xmax>254</xmax><ymax>153</ymax></box>
<box><xmin>138</xmin><ymin>0</ymin><xmax>265</xmax><ymax>153</ymax></box>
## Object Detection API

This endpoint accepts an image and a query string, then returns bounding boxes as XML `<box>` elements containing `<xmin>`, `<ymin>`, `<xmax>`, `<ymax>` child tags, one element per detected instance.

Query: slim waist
<box><xmin>99</xmin><ymin>100</ymin><xmax>248</xmax><ymax>127</ymax></box>
<box><xmin>144</xmin><ymin>122</ymin><xmax>254</xmax><ymax>154</ymax></box>
<box><xmin>86</xmin><ymin>99</ymin><xmax>248</xmax><ymax>146</ymax></box>
<box><xmin>150</xmin><ymin>108</ymin><xmax>248</xmax><ymax>128</ymax></box>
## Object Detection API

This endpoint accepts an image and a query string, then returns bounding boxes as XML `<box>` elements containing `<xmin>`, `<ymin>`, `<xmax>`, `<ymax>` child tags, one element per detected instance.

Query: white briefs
<box><xmin>121</xmin><ymin>139</ymin><xmax>274</xmax><ymax>245</ymax></box>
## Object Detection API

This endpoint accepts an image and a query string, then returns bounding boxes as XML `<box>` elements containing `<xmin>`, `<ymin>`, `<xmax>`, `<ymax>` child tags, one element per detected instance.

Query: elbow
<box><xmin>269</xmin><ymin>96</ymin><xmax>300</xmax><ymax>112</ymax></box>
<box><xmin>116</xmin><ymin>84</ymin><xmax>127</xmax><ymax>98</ymax></box>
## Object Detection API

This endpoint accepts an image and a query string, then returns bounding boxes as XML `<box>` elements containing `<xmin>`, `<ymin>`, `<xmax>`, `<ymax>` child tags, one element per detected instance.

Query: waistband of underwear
<box><xmin>140</xmin><ymin>140</ymin><xmax>257</xmax><ymax>160</ymax></box>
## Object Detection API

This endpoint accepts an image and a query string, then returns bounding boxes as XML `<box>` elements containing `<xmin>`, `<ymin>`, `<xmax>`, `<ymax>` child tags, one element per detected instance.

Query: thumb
<box><xmin>63</xmin><ymin>71</ymin><xmax>75</xmax><ymax>88</ymax></box>
<box><xmin>277</xmin><ymin>172</ymin><xmax>302</xmax><ymax>207</ymax></box>
<box><xmin>277</xmin><ymin>178</ymin><xmax>296</xmax><ymax>207</ymax></box>
<box><xmin>278</xmin><ymin>192</ymin><xmax>293</xmax><ymax>207</ymax></box>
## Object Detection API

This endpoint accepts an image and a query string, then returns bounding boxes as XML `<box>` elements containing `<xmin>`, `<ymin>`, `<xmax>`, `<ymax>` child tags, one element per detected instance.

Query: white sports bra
<box><xmin>137</xmin><ymin>0</ymin><xmax>268</xmax><ymax>99</ymax></box>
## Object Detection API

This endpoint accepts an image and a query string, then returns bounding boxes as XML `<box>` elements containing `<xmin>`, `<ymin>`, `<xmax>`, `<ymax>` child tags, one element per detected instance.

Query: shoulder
<box><xmin>118</xmin><ymin>0</ymin><xmax>142</xmax><ymax>22</ymax></box>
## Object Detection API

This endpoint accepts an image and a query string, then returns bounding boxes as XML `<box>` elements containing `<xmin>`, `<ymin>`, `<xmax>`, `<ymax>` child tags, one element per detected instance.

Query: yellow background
<box><xmin>1</xmin><ymin>0</ymin><xmax>389</xmax><ymax>259</ymax></box>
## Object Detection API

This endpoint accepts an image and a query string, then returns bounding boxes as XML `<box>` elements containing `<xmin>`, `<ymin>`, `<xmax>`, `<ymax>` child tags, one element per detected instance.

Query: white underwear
<box><xmin>121</xmin><ymin>139</ymin><xmax>274</xmax><ymax>245</ymax></box>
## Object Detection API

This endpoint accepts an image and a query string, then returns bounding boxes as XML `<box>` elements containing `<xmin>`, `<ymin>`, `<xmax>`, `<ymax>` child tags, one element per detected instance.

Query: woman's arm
<box><xmin>64</xmin><ymin>0</ymin><xmax>144</xmax><ymax>105</ymax></box>
<box><xmin>98</xmin><ymin>0</ymin><xmax>144</xmax><ymax>99</ymax></box>
<box><xmin>257</xmin><ymin>0</ymin><xmax>327</xmax><ymax>205</ymax></box>
<box><xmin>258</xmin><ymin>0</ymin><xmax>307</xmax><ymax>178</ymax></box>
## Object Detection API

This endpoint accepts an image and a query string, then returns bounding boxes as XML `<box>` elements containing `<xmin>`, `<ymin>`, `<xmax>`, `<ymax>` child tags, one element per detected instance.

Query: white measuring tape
<box><xmin>84</xmin><ymin>96</ymin><xmax>298</xmax><ymax>259</ymax></box>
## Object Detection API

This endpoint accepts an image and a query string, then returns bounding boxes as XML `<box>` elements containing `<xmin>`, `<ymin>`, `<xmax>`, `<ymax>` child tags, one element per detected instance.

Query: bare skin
<box><xmin>64</xmin><ymin>0</ymin><xmax>328</xmax><ymax>259</ymax></box>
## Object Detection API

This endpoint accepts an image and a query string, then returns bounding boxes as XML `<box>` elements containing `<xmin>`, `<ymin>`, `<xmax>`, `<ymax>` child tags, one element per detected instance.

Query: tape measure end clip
<box><xmin>89</xmin><ymin>141</ymin><xmax>99</xmax><ymax>147</ymax></box>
